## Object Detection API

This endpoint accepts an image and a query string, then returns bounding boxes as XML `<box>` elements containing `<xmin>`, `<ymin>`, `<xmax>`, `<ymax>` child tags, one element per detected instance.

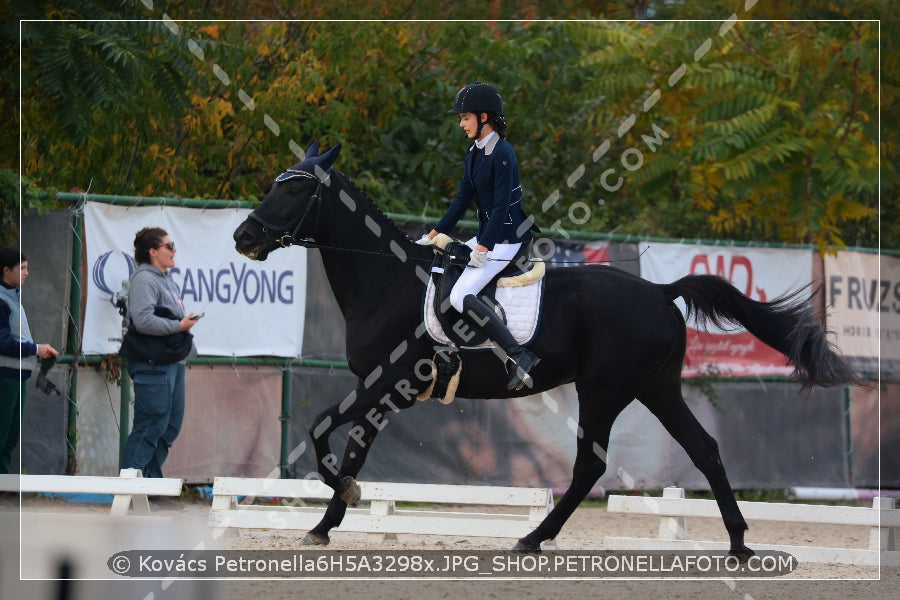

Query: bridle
<box><xmin>248</xmin><ymin>168</ymin><xmax>327</xmax><ymax>249</ymax></box>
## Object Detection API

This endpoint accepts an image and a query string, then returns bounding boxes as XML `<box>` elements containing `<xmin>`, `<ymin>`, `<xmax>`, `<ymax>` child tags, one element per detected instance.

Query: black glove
<box><xmin>35</xmin><ymin>355</ymin><xmax>59</xmax><ymax>395</ymax></box>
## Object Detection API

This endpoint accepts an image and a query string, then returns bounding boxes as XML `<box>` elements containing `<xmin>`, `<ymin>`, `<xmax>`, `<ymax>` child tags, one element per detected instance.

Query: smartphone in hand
<box><xmin>189</xmin><ymin>312</ymin><xmax>205</xmax><ymax>321</ymax></box>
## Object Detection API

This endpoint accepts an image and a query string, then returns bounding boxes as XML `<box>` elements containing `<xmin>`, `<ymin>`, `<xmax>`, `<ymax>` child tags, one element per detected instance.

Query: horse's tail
<box><xmin>663</xmin><ymin>274</ymin><xmax>867</xmax><ymax>392</ymax></box>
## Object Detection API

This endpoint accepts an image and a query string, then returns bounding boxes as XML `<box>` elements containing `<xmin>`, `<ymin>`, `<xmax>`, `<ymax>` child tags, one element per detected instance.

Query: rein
<box><xmin>249</xmin><ymin>167</ymin><xmax>638</xmax><ymax>266</ymax></box>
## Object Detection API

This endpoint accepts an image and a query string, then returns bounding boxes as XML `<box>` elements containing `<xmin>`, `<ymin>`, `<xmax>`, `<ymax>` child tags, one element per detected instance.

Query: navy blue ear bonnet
<box><xmin>274</xmin><ymin>142</ymin><xmax>343</xmax><ymax>183</ymax></box>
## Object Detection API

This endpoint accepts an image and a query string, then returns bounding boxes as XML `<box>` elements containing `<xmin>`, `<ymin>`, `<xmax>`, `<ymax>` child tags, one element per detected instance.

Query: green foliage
<box><xmin>6</xmin><ymin>2</ymin><xmax>198</xmax><ymax>142</ymax></box>
<box><xmin>567</xmin><ymin>15</ymin><xmax>888</xmax><ymax>251</ymax></box>
<box><xmin>0</xmin><ymin>168</ymin><xmax>51</xmax><ymax>245</ymax></box>
<box><xmin>2</xmin><ymin>0</ymin><xmax>894</xmax><ymax>251</ymax></box>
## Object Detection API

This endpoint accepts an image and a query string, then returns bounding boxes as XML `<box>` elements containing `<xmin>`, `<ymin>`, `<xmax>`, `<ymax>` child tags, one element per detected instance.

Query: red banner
<box><xmin>639</xmin><ymin>242</ymin><xmax>813</xmax><ymax>378</ymax></box>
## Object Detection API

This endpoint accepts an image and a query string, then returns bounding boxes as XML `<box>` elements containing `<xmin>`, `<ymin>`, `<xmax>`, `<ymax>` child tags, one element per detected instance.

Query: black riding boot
<box><xmin>462</xmin><ymin>294</ymin><xmax>541</xmax><ymax>391</ymax></box>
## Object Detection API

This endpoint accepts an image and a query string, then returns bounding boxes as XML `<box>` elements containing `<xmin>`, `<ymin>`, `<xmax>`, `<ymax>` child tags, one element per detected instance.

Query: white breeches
<box><xmin>448</xmin><ymin>237</ymin><xmax>523</xmax><ymax>312</ymax></box>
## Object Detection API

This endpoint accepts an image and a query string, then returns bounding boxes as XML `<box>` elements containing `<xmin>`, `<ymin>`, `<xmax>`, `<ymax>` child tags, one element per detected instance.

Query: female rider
<box><xmin>419</xmin><ymin>82</ymin><xmax>540</xmax><ymax>391</ymax></box>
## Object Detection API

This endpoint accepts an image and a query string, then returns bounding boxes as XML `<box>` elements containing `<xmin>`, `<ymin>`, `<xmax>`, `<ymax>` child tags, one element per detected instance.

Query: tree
<box><xmin>2</xmin><ymin>0</ymin><xmax>893</xmax><ymax>251</ymax></box>
<box><xmin>0</xmin><ymin>0</ymin><xmax>212</xmax><ymax>238</ymax></box>
<box><xmin>565</xmin><ymin>16</ymin><xmax>885</xmax><ymax>252</ymax></box>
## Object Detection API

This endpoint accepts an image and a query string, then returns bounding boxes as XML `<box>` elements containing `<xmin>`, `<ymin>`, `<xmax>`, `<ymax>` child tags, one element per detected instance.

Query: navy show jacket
<box><xmin>434</xmin><ymin>135</ymin><xmax>534</xmax><ymax>251</ymax></box>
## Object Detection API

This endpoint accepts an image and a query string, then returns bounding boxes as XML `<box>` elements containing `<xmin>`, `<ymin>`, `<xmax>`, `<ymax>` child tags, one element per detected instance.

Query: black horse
<box><xmin>233</xmin><ymin>142</ymin><xmax>865</xmax><ymax>557</ymax></box>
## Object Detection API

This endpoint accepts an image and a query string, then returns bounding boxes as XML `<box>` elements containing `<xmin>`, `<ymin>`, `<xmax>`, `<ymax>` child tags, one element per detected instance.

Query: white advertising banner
<box><xmin>825</xmin><ymin>251</ymin><xmax>900</xmax><ymax>375</ymax></box>
<box><xmin>82</xmin><ymin>202</ymin><xmax>307</xmax><ymax>357</ymax></box>
<box><xmin>639</xmin><ymin>242</ymin><xmax>813</xmax><ymax>378</ymax></box>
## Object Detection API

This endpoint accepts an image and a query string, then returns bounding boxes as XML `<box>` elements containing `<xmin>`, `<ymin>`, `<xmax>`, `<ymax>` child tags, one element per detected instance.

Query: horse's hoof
<box><xmin>511</xmin><ymin>538</ymin><xmax>541</xmax><ymax>553</ymax></box>
<box><xmin>339</xmin><ymin>476</ymin><xmax>361</xmax><ymax>506</ymax></box>
<box><xmin>302</xmin><ymin>531</ymin><xmax>330</xmax><ymax>546</ymax></box>
<box><xmin>728</xmin><ymin>545</ymin><xmax>755</xmax><ymax>563</ymax></box>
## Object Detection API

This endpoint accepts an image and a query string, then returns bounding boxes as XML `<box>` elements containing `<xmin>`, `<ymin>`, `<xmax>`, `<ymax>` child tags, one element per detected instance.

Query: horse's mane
<box><xmin>332</xmin><ymin>169</ymin><xmax>418</xmax><ymax>247</ymax></box>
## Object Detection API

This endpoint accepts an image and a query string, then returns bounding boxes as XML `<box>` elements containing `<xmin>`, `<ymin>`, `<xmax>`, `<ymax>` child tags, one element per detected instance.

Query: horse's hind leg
<box><xmin>641</xmin><ymin>388</ymin><xmax>752</xmax><ymax>560</ymax></box>
<box><xmin>515</xmin><ymin>391</ymin><xmax>630</xmax><ymax>552</ymax></box>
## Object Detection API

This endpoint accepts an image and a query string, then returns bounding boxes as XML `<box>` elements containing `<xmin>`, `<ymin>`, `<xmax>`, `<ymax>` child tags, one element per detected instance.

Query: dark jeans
<box><xmin>122</xmin><ymin>361</ymin><xmax>185</xmax><ymax>478</ymax></box>
<box><xmin>0</xmin><ymin>375</ymin><xmax>25</xmax><ymax>475</ymax></box>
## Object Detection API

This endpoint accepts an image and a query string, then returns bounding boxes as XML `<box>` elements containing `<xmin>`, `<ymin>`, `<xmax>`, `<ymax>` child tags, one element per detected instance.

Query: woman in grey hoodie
<box><xmin>122</xmin><ymin>228</ymin><xmax>198</xmax><ymax>479</ymax></box>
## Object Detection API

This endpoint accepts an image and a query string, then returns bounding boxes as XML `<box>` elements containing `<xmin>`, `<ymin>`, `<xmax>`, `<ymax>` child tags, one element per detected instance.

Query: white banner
<box><xmin>639</xmin><ymin>242</ymin><xmax>813</xmax><ymax>377</ymax></box>
<box><xmin>825</xmin><ymin>251</ymin><xmax>900</xmax><ymax>374</ymax></box>
<box><xmin>82</xmin><ymin>202</ymin><xmax>307</xmax><ymax>357</ymax></box>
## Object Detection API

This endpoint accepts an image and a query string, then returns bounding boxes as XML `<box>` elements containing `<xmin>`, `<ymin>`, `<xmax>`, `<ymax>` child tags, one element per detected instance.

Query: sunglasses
<box><xmin>156</xmin><ymin>241</ymin><xmax>176</xmax><ymax>251</ymax></box>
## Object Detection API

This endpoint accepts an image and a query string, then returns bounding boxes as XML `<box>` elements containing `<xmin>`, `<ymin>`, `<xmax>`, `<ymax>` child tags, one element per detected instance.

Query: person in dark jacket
<box><xmin>418</xmin><ymin>82</ymin><xmax>540</xmax><ymax>391</ymax></box>
<box><xmin>0</xmin><ymin>247</ymin><xmax>59</xmax><ymax>474</ymax></box>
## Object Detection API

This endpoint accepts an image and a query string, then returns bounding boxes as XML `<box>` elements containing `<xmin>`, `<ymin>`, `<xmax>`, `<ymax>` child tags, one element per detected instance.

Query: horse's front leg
<box><xmin>306</xmin><ymin>402</ymin><xmax>353</xmax><ymax>494</ymax></box>
<box><xmin>301</xmin><ymin>412</ymin><xmax>382</xmax><ymax>545</ymax></box>
<box><xmin>304</xmin><ymin>383</ymin><xmax>413</xmax><ymax>546</ymax></box>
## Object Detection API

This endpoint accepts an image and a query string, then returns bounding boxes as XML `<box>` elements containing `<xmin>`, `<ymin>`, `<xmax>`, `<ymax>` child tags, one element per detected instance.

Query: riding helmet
<box><xmin>448</xmin><ymin>82</ymin><xmax>504</xmax><ymax>116</ymax></box>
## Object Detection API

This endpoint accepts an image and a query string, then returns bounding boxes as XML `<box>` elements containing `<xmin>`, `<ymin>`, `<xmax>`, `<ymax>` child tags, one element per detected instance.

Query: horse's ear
<box><xmin>315</xmin><ymin>143</ymin><xmax>342</xmax><ymax>172</ymax></box>
<box><xmin>304</xmin><ymin>142</ymin><xmax>320</xmax><ymax>158</ymax></box>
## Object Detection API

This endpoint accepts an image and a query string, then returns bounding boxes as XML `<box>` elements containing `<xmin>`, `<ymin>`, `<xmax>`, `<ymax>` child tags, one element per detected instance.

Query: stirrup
<box><xmin>505</xmin><ymin>352</ymin><xmax>540</xmax><ymax>391</ymax></box>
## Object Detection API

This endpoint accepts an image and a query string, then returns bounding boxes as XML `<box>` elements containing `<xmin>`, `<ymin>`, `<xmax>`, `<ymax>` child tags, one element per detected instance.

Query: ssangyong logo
<box><xmin>92</xmin><ymin>250</ymin><xmax>295</xmax><ymax>307</ymax></box>
<box><xmin>92</xmin><ymin>250</ymin><xmax>136</xmax><ymax>307</ymax></box>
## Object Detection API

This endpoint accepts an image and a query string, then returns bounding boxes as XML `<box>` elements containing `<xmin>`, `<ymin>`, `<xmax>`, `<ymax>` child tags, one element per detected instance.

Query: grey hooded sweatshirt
<box><xmin>126</xmin><ymin>263</ymin><xmax>197</xmax><ymax>360</ymax></box>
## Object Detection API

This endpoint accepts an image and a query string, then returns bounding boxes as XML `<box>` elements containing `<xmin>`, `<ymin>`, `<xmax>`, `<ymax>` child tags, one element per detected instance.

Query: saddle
<box><xmin>418</xmin><ymin>234</ymin><xmax>545</xmax><ymax>404</ymax></box>
<box><xmin>426</xmin><ymin>234</ymin><xmax>543</xmax><ymax>348</ymax></box>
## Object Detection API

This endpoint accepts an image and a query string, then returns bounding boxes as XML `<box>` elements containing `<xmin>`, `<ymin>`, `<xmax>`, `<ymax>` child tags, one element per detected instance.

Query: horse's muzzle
<box><xmin>233</xmin><ymin>223</ymin><xmax>268</xmax><ymax>261</ymax></box>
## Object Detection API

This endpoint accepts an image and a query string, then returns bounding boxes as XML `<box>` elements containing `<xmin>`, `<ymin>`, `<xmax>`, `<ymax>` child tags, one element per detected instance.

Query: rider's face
<box><xmin>459</xmin><ymin>112</ymin><xmax>489</xmax><ymax>140</ymax></box>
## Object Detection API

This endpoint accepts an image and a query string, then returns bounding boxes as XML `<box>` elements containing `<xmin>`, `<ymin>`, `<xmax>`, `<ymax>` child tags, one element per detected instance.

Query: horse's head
<box><xmin>233</xmin><ymin>142</ymin><xmax>342</xmax><ymax>261</ymax></box>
